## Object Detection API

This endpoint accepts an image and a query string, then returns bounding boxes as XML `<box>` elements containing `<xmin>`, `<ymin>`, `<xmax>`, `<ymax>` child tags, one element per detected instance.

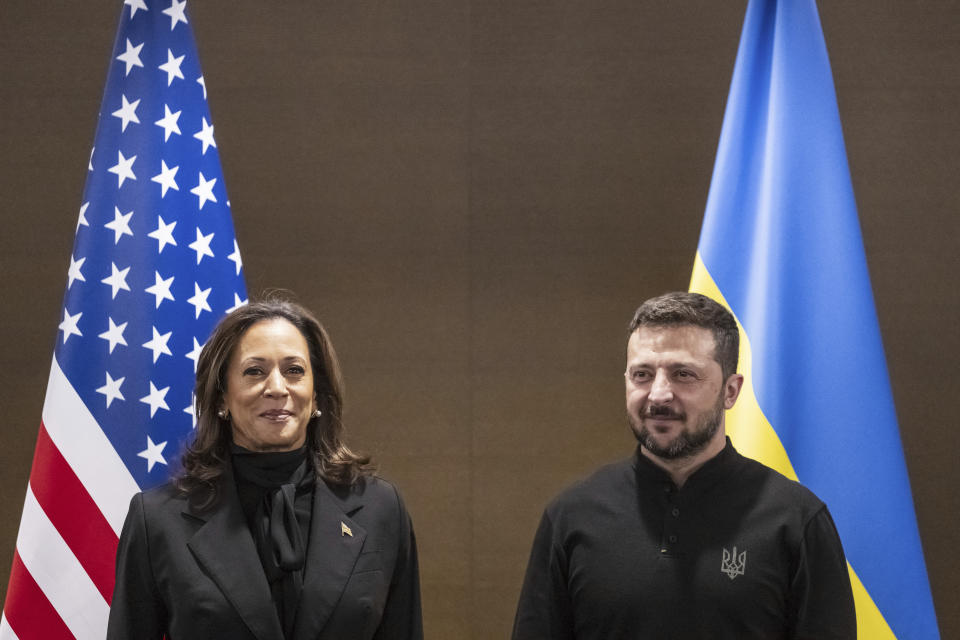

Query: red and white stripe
<box><xmin>2</xmin><ymin>359</ymin><xmax>139</xmax><ymax>639</ymax></box>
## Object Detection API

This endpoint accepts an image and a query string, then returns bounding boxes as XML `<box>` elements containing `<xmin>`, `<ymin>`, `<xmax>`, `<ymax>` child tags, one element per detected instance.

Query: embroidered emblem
<box><xmin>341</xmin><ymin>521</ymin><xmax>353</xmax><ymax>537</ymax></box>
<box><xmin>721</xmin><ymin>546</ymin><xmax>746</xmax><ymax>580</ymax></box>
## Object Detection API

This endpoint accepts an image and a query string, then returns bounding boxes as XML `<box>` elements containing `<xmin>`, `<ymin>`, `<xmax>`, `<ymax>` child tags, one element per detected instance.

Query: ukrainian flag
<box><xmin>690</xmin><ymin>1</ymin><xmax>939</xmax><ymax>637</ymax></box>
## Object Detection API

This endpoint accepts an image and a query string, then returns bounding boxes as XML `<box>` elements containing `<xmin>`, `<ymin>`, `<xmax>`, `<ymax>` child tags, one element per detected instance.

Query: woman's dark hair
<box><xmin>176</xmin><ymin>294</ymin><xmax>373</xmax><ymax>508</ymax></box>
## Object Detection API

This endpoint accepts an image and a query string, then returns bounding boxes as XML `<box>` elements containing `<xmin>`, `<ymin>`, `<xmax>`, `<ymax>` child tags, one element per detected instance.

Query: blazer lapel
<box><xmin>291</xmin><ymin>480</ymin><xmax>367</xmax><ymax>640</ymax></box>
<box><xmin>186</xmin><ymin>470</ymin><xmax>285</xmax><ymax>640</ymax></box>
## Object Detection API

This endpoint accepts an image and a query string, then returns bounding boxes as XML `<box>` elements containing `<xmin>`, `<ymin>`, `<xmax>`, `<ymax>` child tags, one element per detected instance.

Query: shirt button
<box><xmin>668</xmin><ymin>535</ymin><xmax>678</xmax><ymax>543</ymax></box>
<box><xmin>671</xmin><ymin>507</ymin><xmax>680</xmax><ymax>517</ymax></box>
<box><xmin>663</xmin><ymin>485</ymin><xmax>672</xmax><ymax>493</ymax></box>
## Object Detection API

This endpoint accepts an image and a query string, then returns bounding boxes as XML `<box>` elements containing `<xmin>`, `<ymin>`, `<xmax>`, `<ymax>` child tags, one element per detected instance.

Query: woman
<box><xmin>107</xmin><ymin>297</ymin><xmax>423</xmax><ymax>640</ymax></box>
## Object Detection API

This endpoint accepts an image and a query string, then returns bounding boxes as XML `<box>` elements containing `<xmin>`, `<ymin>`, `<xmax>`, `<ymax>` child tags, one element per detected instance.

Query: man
<box><xmin>512</xmin><ymin>292</ymin><xmax>855</xmax><ymax>639</ymax></box>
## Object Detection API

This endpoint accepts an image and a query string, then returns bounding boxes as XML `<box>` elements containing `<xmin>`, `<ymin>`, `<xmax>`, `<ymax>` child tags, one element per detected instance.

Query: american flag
<box><xmin>1</xmin><ymin>1</ymin><xmax>246</xmax><ymax>637</ymax></box>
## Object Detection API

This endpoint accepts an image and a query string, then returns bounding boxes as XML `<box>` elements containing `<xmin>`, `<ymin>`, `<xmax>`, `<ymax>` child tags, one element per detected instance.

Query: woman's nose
<box><xmin>263</xmin><ymin>368</ymin><xmax>288</xmax><ymax>396</ymax></box>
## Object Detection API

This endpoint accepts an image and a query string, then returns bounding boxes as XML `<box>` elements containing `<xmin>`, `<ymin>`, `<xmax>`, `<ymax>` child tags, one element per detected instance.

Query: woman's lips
<box><xmin>259</xmin><ymin>409</ymin><xmax>292</xmax><ymax>421</ymax></box>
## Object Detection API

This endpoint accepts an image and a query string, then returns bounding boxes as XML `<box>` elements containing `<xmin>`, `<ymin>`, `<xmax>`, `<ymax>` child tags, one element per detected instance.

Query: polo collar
<box><xmin>632</xmin><ymin>436</ymin><xmax>741</xmax><ymax>491</ymax></box>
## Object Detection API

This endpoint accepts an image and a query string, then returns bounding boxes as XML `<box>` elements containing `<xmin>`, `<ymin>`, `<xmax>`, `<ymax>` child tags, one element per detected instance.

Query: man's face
<box><xmin>624</xmin><ymin>325</ymin><xmax>740</xmax><ymax>460</ymax></box>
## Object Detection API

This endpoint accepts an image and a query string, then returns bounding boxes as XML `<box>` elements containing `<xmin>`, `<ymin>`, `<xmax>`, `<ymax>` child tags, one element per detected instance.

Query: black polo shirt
<box><xmin>512</xmin><ymin>439</ymin><xmax>855</xmax><ymax>639</ymax></box>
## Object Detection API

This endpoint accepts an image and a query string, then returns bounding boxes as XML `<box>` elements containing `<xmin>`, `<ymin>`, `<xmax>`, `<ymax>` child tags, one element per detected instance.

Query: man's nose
<box><xmin>647</xmin><ymin>371</ymin><xmax>674</xmax><ymax>404</ymax></box>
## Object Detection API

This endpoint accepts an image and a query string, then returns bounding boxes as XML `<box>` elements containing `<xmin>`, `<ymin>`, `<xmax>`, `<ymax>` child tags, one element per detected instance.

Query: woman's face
<box><xmin>221</xmin><ymin>318</ymin><xmax>316</xmax><ymax>452</ymax></box>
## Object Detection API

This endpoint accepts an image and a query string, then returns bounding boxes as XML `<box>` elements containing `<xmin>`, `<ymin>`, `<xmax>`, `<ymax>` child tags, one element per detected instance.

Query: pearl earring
<box><xmin>217</xmin><ymin>409</ymin><xmax>228</xmax><ymax>419</ymax></box>
<box><xmin>314</xmin><ymin>409</ymin><xmax>323</xmax><ymax>418</ymax></box>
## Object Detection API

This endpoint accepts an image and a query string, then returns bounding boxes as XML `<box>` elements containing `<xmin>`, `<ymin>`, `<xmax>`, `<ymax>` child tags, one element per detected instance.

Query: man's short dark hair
<box><xmin>627</xmin><ymin>292</ymin><xmax>739</xmax><ymax>380</ymax></box>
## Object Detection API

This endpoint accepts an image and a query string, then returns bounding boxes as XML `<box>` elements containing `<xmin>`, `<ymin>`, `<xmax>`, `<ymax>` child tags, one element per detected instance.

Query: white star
<box><xmin>188</xmin><ymin>227</ymin><xmax>215</xmax><ymax>264</ymax></box>
<box><xmin>96</xmin><ymin>372</ymin><xmax>126</xmax><ymax>408</ymax></box>
<box><xmin>101</xmin><ymin>262</ymin><xmax>132</xmax><ymax>299</ymax></box>
<box><xmin>105</xmin><ymin>206</ymin><xmax>134</xmax><ymax>244</ymax></box>
<box><xmin>116</xmin><ymin>39</ymin><xmax>144</xmax><ymax>76</ymax></box>
<box><xmin>151</xmin><ymin>160</ymin><xmax>179</xmax><ymax>197</ymax></box>
<box><xmin>142</xmin><ymin>326</ymin><xmax>173</xmax><ymax>363</ymax></box>
<box><xmin>193</xmin><ymin>117</ymin><xmax>216</xmax><ymax>155</ymax></box>
<box><xmin>67</xmin><ymin>255</ymin><xmax>86</xmax><ymax>289</ymax></box>
<box><xmin>145</xmin><ymin>271</ymin><xmax>175</xmax><ymax>308</ymax></box>
<box><xmin>147</xmin><ymin>216</ymin><xmax>177</xmax><ymax>253</ymax></box>
<box><xmin>125</xmin><ymin>0</ymin><xmax>148</xmax><ymax>18</ymax></box>
<box><xmin>226</xmin><ymin>292</ymin><xmax>248</xmax><ymax>313</ymax></box>
<box><xmin>88</xmin><ymin>147</ymin><xmax>95</xmax><ymax>171</ymax></box>
<box><xmin>76</xmin><ymin>202</ymin><xmax>89</xmax><ymax>230</ymax></box>
<box><xmin>140</xmin><ymin>384</ymin><xmax>171</xmax><ymax>419</ymax></box>
<box><xmin>98</xmin><ymin>317</ymin><xmax>128</xmax><ymax>353</ymax></box>
<box><xmin>154</xmin><ymin>104</ymin><xmax>182</xmax><ymax>141</ymax></box>
<box><xmin>184</xmin><ymin>396</ymin><xmax>197</xmax><ymax>428</ymax></box>
<box><xmin>107</xmin><ymin>150</ymin><xmax>137</xmax><ymax>188</ymax></box>
<box><xmin>197</xmin><ymin>75</ymin><xmax>207</xmax><ymax>99</ymax></box>
<box><xmin>185</xmin><ymin>337</ymin><xmax>203</xmax><ymax>373</ymax></box>
<box><xmin>190</xmin><ymin>172</ymin><xmax>217</xmax><ymax>210</ymax></box>
<box><xmin>158</xmin><ymin>49</ymin><xmax>185</xmax><ymax>86</ymax></box>
<box><xmin>111</xmin><ymin>94</ymin><xmax>140</xmax><ymax>132</ymax></box>
<box><xmin>137</xmin><ymin>435</ymin><xmax>168</xmax><ymax>471</ymax></box>
<box><xmin>227</xmin><ymin>240</ymin><xmax>243</xmax><ymax>275</ymax></box>
<box><xmin>162</xmin><ymin>0</ymin><xmax>188</xmax><ymax>30</ymax></box>
<box><xmin>58</xmin><ymin>308</ymin><xmax>82</xmax><ymax>344</ymax></box>
<box><xmin>187</xmin><ymin>282</ymin><xmax>212</xmax><ymax>319</ymax></box>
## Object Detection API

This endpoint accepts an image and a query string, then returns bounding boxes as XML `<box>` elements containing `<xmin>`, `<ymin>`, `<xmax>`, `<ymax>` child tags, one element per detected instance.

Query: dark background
<box><xmin>1</xmin><ymin>2</ymin><xmax>957</xmax><ymax>637</ymax></box>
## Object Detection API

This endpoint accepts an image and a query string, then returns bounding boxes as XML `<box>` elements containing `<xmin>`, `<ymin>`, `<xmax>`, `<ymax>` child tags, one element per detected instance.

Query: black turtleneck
<box><xmin>231</xmin><ymin>444</ymin><xmax>314</xmax><ymax>639</ymax></box>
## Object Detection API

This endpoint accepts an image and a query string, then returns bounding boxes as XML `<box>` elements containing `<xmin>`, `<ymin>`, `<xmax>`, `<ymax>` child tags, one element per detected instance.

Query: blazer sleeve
<box><xmin>107</xmin><ymin>492</ymin><xmax>167</xmax><ymax>640</ymax></box>
<box><xmin>372</xmin><ymin>485</ymin><xmax>423</xmax><ymax>640</ymax></box>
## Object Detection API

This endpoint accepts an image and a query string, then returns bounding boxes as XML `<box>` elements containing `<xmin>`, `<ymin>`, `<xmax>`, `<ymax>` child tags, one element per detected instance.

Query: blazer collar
<box><xmin>185</xmin><ymin>463</ymin><xmax>285</xmax><ymax>640</ymax></box>
<box><xmin>183</xmin><ymin>464</ymin><xmax>369</xmax><ymax>640</ymax></box>
<box><xmin>291</xmin><ymin>479</ymin><xmax>368</xmax><ymax>640</ymax></box>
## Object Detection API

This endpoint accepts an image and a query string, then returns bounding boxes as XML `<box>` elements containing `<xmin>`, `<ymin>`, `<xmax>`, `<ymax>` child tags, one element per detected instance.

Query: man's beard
<box><xmin>629</xmin><ymin>395</ymin><xmax>725</xmax><ymax>460</ymax></box>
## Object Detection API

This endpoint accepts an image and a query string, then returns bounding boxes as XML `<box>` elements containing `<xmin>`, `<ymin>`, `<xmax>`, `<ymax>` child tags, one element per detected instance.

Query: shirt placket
<box><xmin>659</xmin><ymin>482</ymin><xmax>682</xmax><ymax>557</ymax></box>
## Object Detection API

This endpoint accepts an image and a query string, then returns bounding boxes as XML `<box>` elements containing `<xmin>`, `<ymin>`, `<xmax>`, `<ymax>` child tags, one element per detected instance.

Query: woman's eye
<box><xmin>288</xmin><ymin>366</ymin><xmax>305</xmax><ymax>375</ymax></box>
<box><xmin>243</xmin><ymin>367</ymin><xmax>263</xmax><ymax>376</ymax></box>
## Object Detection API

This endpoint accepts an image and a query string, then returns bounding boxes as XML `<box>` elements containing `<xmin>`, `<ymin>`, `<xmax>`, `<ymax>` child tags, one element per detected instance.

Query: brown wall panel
<box><xmin>1</xmin><ymin>1</ymin><xmax>957</xmax><ymax>637</ymax></box>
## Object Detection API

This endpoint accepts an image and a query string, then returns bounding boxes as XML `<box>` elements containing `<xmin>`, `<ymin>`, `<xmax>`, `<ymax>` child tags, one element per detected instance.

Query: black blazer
<box><xmin>107</xmin><ymin>467</ymin><xmax>422</xmax><ymax>640</ymax></box>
